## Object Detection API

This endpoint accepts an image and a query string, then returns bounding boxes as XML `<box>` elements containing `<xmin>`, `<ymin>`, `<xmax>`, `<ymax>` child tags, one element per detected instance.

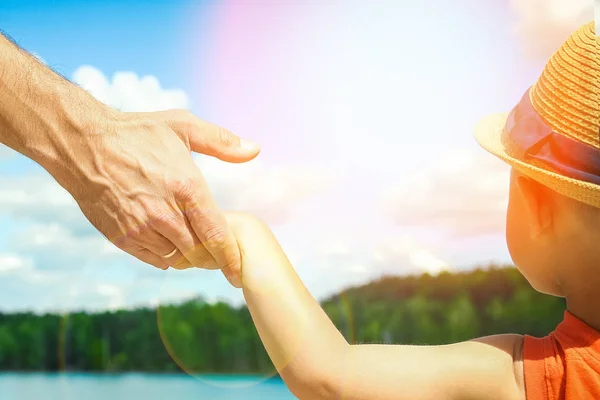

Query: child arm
<box><xmin>227</xmin><ymin>213</ymin><xmax>525</xmax><ymax>400</ymax></box>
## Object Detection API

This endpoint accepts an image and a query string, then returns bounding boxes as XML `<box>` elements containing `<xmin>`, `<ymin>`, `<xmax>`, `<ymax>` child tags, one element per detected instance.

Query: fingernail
<box><xmin>240</xmin><ymin>138</ymin><xmax>260</xmax><ymax>152</ymax></box>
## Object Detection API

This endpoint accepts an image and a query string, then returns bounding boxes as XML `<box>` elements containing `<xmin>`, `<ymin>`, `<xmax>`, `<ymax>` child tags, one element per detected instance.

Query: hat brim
<box><xmin>474</xmin><ymin>112</ymin><xmax>600</xmax><ymax>208</ymax></box>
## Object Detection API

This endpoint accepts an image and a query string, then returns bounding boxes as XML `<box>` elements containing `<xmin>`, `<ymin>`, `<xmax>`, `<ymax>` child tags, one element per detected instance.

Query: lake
<box><xmin>0</xmin><ymin>373</ymin><xmax>296</xmax><ymax>399</ymax></box>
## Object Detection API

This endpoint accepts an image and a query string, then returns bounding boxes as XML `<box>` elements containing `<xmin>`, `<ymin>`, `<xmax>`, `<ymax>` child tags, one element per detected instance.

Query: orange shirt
<box><xmin>524</xmin><ymin>311</ymin><xmax>600</xmax><ymax>400</ymax></box>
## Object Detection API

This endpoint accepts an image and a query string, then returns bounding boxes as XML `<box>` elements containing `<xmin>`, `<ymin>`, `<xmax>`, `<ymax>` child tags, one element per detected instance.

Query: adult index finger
<box><xmin>177</xmin><ymin>175</ymin><xmax>242</xmax><ymax>287</ymax></box>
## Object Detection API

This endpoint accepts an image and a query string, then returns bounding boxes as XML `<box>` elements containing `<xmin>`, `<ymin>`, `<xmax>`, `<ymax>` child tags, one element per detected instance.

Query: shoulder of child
<box><xmin>469</xmin><ymin>334</ymin><xmax>525</xmax><ymax>400</ymax></box>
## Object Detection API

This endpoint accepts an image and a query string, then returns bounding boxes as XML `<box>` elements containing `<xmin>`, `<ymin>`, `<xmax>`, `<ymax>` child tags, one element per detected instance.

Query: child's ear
<box><xmin>515</xmin><ymin>175</ymin><xmax>553</xmax><ymax>239</ymax></box>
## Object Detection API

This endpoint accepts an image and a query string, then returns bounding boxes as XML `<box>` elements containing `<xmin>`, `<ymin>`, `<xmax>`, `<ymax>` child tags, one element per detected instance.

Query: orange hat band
<box><xmin>504</xmin><ymin>88</ymin><xmax>600</xmax><ymax>185</ymax></box>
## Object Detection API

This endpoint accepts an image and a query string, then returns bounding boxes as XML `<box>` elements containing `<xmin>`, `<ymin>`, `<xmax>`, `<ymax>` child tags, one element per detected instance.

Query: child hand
<box><xmin>223</xmin><ymin>212</ymin><xmax>289</xmax><ymax>291</ymax></box>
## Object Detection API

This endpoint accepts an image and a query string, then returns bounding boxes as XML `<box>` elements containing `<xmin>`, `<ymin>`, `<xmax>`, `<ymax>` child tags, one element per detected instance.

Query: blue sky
<box><xmin>0</xmin><ymin>0</ymin><xmax>593</xmax><ymax>313</ymax></box>
<box><xmin>0</xmin><ymin>0</ymin><xmax>199</xmax><ymax>87</ymax></box>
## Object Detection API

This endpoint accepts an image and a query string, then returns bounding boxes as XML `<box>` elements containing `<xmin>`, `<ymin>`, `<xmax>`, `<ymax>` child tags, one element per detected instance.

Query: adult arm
<box><xmin>0</xmin><ymin>32</ymin><xmax>259</xmax><ymax>286</ymax></box>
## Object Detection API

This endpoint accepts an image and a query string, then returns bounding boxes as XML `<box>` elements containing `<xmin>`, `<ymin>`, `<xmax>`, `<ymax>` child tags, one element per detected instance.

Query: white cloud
<box><xmin>0</xmin><ymin>174</ymin><xmax>126</xmax><ymax>275</ymax></box>
<box><xmin>282</xmin><ymin>223</ymin><xmax>453</xmax><ymax>300</ymax></box>
<box><xmin>96</xmin><ymin>283</ymin><xmax>121</xmax><ymax>297</ymax></box>
<box><xmin>95</xmin><ymin>283</ymin><xmax>124</xmax><ymax>310</ymax></box>
<box><xmin>0</xmin><ymin>260</ymin><xmax>212</xmax><ymax>313</ymax></box>
<box><xmin>195</xmin><ymin>155</ymin><xmax>336</xmax><ymax>224</ymax></box>
<box><xmin>9</xmin><ymin>223</ymin><xmax>119</xmax><ymax>271</ymax></box>
<box><xmin>296</xmin><ymin>240</ymin><xmax>450</xmax><ymax>299</ymax></box>
<box><xmin>0</xmin><ymin>272</ymin><xmax>119</xmax><ymax>313</ymax></box>
<box><xmin>382</xmin><ymin>148</ymin><xmax>510</xmax><ymax>238</ymax></box>
<box><xmin>0</xmin><ymin>175</ymin><xmax>94</xmax><ymax>235</ymax></box>
<box><xmin>510</xmin><ymin>0</ymin><xmax>593</xmax><ymax>61</ymax></box>
<box><xmin>72</xmin><ymin>65</ymin><xmax>189</xmax><ymax>112</ymax></box>
<box><xmin>316</xmin><ymin>239</ymin><xmax>352</xmax><ymax>259</ymax></box>
<box><xmin>0</xmin><ymin>254</ymin><xmax>30</xmax><ymax>273</ymax></box>
<box><xmin>373</xmin><ymin>237</ymin><xmax>448</xmax><ymax>276</ymax></box>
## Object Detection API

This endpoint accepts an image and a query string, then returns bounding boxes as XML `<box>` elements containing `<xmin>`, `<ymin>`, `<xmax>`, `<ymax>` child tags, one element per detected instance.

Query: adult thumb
<box><xmin>168</xmin><ymin>110</ymin><xmax>260</xmax><ymax>163</ymax></box>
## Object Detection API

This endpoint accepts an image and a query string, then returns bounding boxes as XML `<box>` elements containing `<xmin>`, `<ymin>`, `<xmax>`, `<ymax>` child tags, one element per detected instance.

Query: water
<box><xmin>0</xmin><ymin>373</ymin><xmax>297</xmax><ymax>400</ymax></box>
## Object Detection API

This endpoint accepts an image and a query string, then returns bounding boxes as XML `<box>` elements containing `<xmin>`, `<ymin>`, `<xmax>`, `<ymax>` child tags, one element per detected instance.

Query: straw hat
<box><xmin>475</xmin><ymin>21</ymin><xmax>600</xmax><ymax>207</ymax></box>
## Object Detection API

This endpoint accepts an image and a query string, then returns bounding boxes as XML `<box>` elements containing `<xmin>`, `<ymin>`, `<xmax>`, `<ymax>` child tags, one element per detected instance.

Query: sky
<box><xmin>0</xmin><ymin>0</ymin><xmax>595</xmax><ymax>313</ymax></box>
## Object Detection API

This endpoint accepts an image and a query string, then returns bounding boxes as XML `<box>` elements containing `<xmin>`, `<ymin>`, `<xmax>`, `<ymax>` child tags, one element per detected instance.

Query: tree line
<box><xmin>0</xmin><ymin>265</ymin><xmax>565</xmax><ymax>372</ymax></box>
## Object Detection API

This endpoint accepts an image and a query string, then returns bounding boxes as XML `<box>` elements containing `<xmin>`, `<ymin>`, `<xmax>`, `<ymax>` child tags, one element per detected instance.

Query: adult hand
<box><xmin>54</xmin><ymin>108</ymin><xmax>260</xmax><ymax>288</ymax></box>
<box><xmin>0</xmin><ymin>33</ymin><xmax>258</xmax><ymax>286</ymax></box>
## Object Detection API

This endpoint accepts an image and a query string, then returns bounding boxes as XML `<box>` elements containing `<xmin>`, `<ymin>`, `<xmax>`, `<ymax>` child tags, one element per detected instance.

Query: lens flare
<box><xmin>336</xmin><ymin>292</ymin><xmax>356</xmax><ymax>344</ymax></box>
<box><xmin>155</xmin><ymin>272</ymin><xmax>279</xmax><ymax>389</ymax></box>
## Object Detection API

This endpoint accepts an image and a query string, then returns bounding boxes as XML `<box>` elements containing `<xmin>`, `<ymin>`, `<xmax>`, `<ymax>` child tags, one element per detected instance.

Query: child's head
<box><xmin>474</xmin><ymin>21</ymin><xmax>600</xmax><ymax>299</ymax></box>
<box><xmin>506</xmin><ymin>168</ymin><xmax>600</xmax><ymax>297</ymax></box>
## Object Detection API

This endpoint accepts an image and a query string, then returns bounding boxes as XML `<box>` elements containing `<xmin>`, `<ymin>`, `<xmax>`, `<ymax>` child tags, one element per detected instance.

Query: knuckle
<box><xmin>221</xmin><ymin>256</ymin><xmax>240</xmax><ymax>273</ymax></box>
<box><xmin>163</xmin><ymin>109</ymin><xmax>197</xmax><ymax>144</ymax></box>
<box><xmin>203</xmin><ymin>224</ymin><xmax>229</xmax><ymax>250</ymax></box>
<box><xmin>216</xmin><ymin>126</ymin><xmax>238</xmax><ymax>147</ymax></box>
<box><xmin>170</xmin><ymin>177</ymin><xmax>198</xmax><ymax>201</ymax></box>
<box><xmin>114</xmin><ymin>236</ymin><xmax>138</xmax><ymax>252</ymax></box>
<box><xmin>174</xmin><ymin>110</ymin><xmax>196</xmax><ymax>130</ymax></box>
<box><xmin>136</xmin><ymin>116</ymin><xmax>165</xmax><ymax>135</ymax></box>
<box><xmin>124</xmin><ymin>222</ymin><xmax>145</xmax><ymax>241</ymax></box>
<box><xmin>115</xmin><ymin>224</ymin><xmax>139</xmax><ymax>244</ymax></box>
<box><xmin>184</xmin><ymin>206</ymin><xmax>217</xmax><ymax>228</ymax></box>
<box><xmin>149</xmin><ymin>209</ymin><xmax>176</xmax><ymax>229</ymax></box>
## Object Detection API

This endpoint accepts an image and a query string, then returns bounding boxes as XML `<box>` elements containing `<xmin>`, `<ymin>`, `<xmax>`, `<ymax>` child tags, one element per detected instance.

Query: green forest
<box><xmin>0</xmin><ymin>265</ymin><xmax>565</xmax><ymax>373</ymax></box>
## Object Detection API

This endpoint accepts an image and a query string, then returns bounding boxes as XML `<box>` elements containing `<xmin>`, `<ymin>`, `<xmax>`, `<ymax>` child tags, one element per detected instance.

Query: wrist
<box><xmin>31</xmin><ymin>82</ymin><xmax>110</xmax><ymax>180</ymax></box>
<box><xmin>225</xmin><ymin>213</ymin><xmax>282</xmax><ymax>291</ymax></box>
<box><xmin>39</xmin><ymin>89</ymin><xmax>119</xmax><ymax>196</ymax></box>
<box><xmin>0</xmin><ymin>35</ymin><xmax>118</xmax><ymax>194</ymax></box>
